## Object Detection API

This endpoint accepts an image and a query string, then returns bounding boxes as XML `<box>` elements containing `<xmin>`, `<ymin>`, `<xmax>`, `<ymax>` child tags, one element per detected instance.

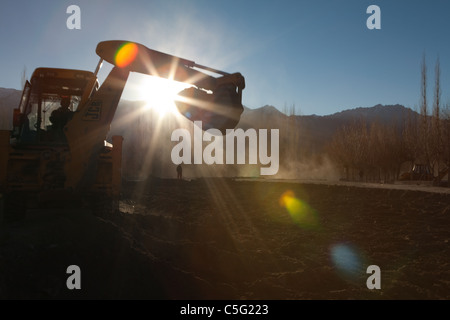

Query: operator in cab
<box><xmin>50</xmin><ymin>96</ymin><xmax>73</xmax><ymax>142</ymax></box>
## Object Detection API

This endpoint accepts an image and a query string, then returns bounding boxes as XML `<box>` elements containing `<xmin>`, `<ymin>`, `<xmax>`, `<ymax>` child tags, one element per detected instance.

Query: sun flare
<box><xmin>138</xmin><ymin>76</ymin><xmax>189</xmax><ymax>117</ymax></box>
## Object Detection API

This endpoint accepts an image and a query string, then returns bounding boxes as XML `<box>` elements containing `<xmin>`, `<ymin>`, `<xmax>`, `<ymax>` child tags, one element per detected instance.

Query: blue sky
<box><xmin>1</xmin><ymin>0</ymin><xmax>450</xmax><ymax>116</ymax></box>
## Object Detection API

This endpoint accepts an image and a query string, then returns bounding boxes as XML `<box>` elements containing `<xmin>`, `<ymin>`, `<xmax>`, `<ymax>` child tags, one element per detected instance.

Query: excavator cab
<box><xmin>11</xmin><ymin>68</ymin><xmax>97</xmax><ymax>145</ymax></box>
<box><xmin>1</xmin><ymin>67</ymin><xmax>120</xmax><ymax>207</ymax></box>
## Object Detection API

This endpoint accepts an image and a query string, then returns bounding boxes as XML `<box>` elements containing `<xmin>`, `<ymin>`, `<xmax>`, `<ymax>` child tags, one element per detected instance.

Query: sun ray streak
<box><xmin>202</xmin><ymin>178</ymin><xmax>282</xmax><ymax>274</ymax></box>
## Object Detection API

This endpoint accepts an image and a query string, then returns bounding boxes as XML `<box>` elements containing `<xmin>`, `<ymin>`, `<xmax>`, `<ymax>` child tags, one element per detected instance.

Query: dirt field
<box><xmin>1</xmin><ymin>178</ymin><xmax>450</xmax><ymax>299</ymax></box>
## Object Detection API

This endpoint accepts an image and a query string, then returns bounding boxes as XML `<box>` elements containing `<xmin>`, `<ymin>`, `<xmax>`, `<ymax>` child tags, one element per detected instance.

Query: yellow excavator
<box><xmin>0</xmin><ymin>40</ymin><xmax>245</xmax><ymax>220</ymax></box>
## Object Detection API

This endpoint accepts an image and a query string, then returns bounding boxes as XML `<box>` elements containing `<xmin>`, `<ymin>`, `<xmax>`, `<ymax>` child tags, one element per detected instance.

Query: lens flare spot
<box><xmin>330</xmin><ymin>243</ymin><xmax>363</xmax><ymax>279</ymax></box>
<box><xmin>279</xmin><ymin>190</ymin><xmax>318</xmax><ymax>229</ymax></box>
<box><xmin>115</xmin><ymin>42</ymin><xmax>139</xmax><ymax>68</ymax></box>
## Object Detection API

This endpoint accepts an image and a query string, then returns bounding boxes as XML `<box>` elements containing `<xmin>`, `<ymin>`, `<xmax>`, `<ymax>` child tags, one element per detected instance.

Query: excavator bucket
<box><xmin>175</xmin><ymin>86</ymin><xmax>243</xmax><ymax>134</ymax></box>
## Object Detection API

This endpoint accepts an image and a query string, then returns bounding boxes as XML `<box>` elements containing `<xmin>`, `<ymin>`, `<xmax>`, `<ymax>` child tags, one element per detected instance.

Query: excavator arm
<box><xmin>64</xmin><ymin>40</ymin><xmax>245</xmax><ymax>194</ymax></box>
<box><xmin>95</xmin><ymin>40</ymin><xmax>245</xmax><ymax>131</ymax></box>
<box><xmin>95</xmin><ymin>40</ymin><xmax>245</xmax><ymax>93</ymax></box>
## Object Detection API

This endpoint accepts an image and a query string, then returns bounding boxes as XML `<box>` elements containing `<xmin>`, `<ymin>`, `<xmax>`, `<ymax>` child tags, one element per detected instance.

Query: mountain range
<box><xmin>0</xmin><ymin>87</ymin><xmax>415</xmax><ymax>132</ymax></box>
<box><xmin>0</xmin><ymin>86</ymin><xmax>418</xmax><ymax>178</ymax></box>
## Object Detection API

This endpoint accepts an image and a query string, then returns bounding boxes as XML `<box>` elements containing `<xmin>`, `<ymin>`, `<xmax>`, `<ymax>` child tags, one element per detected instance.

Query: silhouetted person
<box><xmin>50</xmin><ymin>96</ymin><xmax>73</xmax><ymax>142</ymax></box>
<box><xmin>177</xmin><ymin>164</ymin><xmax>182</xmax><ymax>180</ymax></box>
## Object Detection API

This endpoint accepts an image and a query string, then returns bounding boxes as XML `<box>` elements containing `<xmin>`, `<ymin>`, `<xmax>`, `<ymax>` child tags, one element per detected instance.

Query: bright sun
<box><xmin>138</xmin><ymin>76</ymin><xmax>189</xmax><ymax>117</ymax></box>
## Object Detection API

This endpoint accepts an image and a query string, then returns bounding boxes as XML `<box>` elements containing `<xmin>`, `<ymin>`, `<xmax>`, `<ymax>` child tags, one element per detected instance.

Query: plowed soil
<box><xmin>1</xmin><ymin>178</ymin><xmax>450</xmax><ymax>299</ymax></box>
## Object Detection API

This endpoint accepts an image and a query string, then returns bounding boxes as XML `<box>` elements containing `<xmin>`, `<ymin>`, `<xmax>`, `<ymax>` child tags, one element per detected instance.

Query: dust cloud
<box><xmin>271</xmin><ymin>156</ymin><xmax>341</xmax><ymax>181</ymax></box>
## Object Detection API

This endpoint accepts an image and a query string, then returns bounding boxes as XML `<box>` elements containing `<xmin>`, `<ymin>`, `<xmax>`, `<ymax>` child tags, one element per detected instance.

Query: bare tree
<box><xmin>327</xmin><ymin>119</ymin><xmax>369</xmax><ymax>181</ymax></box>
<box><xmin>441</xmin><ymin>103</ymin><xmax>450</xmax><ymax>186</ymax></box>
<box><xmin>366</xmin><ymin>121</ymin><xmax>405</xmax><ymax>182</ymax></box>
<box><xmin>402</xmin><ymin>105</ymin><xmax>420</xmax><ymax>175</ymax></box>
<box><xmin>431</xmin><ymin>57</ymin><xmax>443</xmax><ymax>182</ymax></box>
<box><xmin>352</xmin><ymin>119</ymin><xmax>369</xmax><ymax>180</ymax></box>
<box><xmin>419</xmin><ymin>54</ymin><xmax>431</xmax><ymax>168</ymax></box>
<box><xmin>329</xmin><ymin>116</ymin><xmax>409</xmax><ymax>183</ymax></box>
<box><xmin>327</xmin><ymin>125</ymin><xmax>352</xmax><ymax>180</ymax></box>
<box><xmin>281</xmin><ymin>103</ymin><xmax>303</xmax><ymax>166</ymax></box>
